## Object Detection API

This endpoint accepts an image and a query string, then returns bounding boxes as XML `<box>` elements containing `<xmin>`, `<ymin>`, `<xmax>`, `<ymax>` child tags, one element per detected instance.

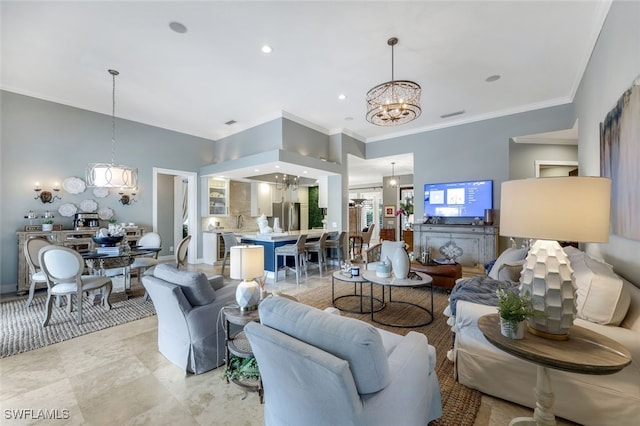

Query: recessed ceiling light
<box><xmin>254</xmin><ymin>169</ymin><xmax>260</xmax><ymax>172</ymax></box>
<box><xmin>303</xmin><ymin>170</ymin><xmax>308</xmax><ymax>174</ymax></box>
<box><xmin>261</xmin><ymin>45</ymin><xmax>272</xmax><ymax>54</ymax></box>
<box><xmin>338</xmin><ymin>94</ymin><xmax>346</xmax><ymax>101</ymax></box>
<box><xmin>485</xmin><ymin>74</ymin><xmax>501</xmax><ymax>82</ymax></box>
<box><xmin>169</xmin><ymin>21</ymin><xmax>187</xmax><ymax>34</ymax></box>
<box><xmin>274</xmin><ymin>165</ymin><xmax>280</xmax><ymax>169</ymax></box>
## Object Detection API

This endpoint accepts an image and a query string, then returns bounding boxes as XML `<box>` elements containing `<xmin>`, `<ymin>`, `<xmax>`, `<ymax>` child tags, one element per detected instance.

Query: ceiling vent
<box><xmin>225</xmin><ymin>120</ymin><xmax>237</xmax><ymax>125</ymax></box>
<box><xmin>440</xmin><ymin>110</ymin><xmax>465</xmax><ymax>119</ymax></box>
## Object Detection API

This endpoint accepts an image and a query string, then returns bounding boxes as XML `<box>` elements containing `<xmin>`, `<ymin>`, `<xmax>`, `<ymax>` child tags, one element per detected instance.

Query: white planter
<box><xmin>500</xmin><ymin>318</ymin><xmax>525</xmax><ymax>339</ymax></box>
<box><xmin>42</xmin><ymin>224</ymin><xmax>53</xmax><ymax>231</ymax></box>
<box><xmin>392</xmin><ymin>247</ymin><xmax>410</xmax><ymax>279</ymax></box>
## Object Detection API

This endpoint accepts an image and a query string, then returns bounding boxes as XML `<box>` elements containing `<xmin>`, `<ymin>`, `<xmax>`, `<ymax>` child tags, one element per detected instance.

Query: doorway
<box><xmin>153</xmin><ymin>167</ymin><xmax>198</xmax><ymax>265</ymax></box>
<box><xmin>535</xmin><ymin>160</ymin><xmax>579</xmax><ymax>177</ymax></box>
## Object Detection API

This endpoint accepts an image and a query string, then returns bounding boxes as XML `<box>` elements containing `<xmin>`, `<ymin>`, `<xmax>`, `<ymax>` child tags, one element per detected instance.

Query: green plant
<box><xmin>223</xmin><ymin>355</ymin><xmax>260</xmax><ymax>382</ymax></box>
<box><xmin>496</xmin><ymin>287</ymin><xmax>535</xmax><ymax>328</ymax></box>
<box><xmin>42</xmin><ymin>219</ymin><xmax>54</xmax><ymax>224</ymax></box>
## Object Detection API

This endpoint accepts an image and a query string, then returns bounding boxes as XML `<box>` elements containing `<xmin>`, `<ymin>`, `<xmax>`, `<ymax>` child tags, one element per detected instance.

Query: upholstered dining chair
<box><xmin>24</xmin><ymin>236</ymin><xmax>53</xmax><ymax>307</ymax></box>
<box><xmin>274</xmin><ymin>234</ymin><xmax>307</xmax><ymax>286</ymax></box>
<box><xmin>325</xmin><ymin>231</ymin><xmax>347</xmax><ymax>266</ymax></box>
<box><xmin>38</xmin><ymin>245</ymin><xmax>112</xmax><ymax>326</ymax></box>
<box><xmin>130</xmin><ymin>232</ymin><xmax>162</xmax><ymax>283</ymax></box>
<box><xmin>360</xmin><ymin>223</ymin><xmax>375</xmax><ymax>250</ymax></box>
<box><xmin>175</xmin><ymin>235</ymin><xmax>191</xmax><ymax>269</ymax></box>
<box><xmin>305</xmin><ymin>232</ymin><xmax>329</xmax><ymax>275</ymax></box>
<box><xmin>220</xmin><ymin>232</ymin><xmax>240</xmax><ymax>276</ymax></box>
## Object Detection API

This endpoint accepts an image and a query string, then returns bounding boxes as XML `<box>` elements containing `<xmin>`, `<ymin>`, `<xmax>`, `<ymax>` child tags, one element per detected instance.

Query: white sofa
<box><xmin>446</xmin><ymin>247</ymin><xmax>640</xmax><ymax>426</ymax></box>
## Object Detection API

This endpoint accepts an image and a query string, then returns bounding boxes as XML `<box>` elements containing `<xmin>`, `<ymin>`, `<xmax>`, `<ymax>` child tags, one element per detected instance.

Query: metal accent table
<box><xmin>331</xmin><ymin>270</ymin><xmax>384</xmax><ymax>314</ymax></box>
<box><xmin>478</xmin><ymin>314</ymin><xmax>632</xmax><ymax>426</ymax></box>
<box><xmin>362</xmin><ymin>270</ymin><xmax>434</xmax><ymax>328</ymax></box>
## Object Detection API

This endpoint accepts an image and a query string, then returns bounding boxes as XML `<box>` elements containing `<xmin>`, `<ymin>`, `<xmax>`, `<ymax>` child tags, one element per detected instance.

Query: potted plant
<box><xmin>496</xmin><ymin>287</ymin><xmax>535</xmax><ymax>339</ymax></box>
<box><xmin>223</xmin><ymin>355</ymin><xmax>260</xmax><ymax>384</ymax></box>
<box><xmin>42</xmin><ymin>220</ymin><xmax>54</xmax><ymax>232</ymax></box>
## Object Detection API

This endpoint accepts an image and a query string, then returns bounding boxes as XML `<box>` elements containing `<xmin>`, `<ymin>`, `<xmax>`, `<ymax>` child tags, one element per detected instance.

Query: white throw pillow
<box><xmin>488</xmin><ymin>247</ymin><xmax>528</xmax><ymax>281</ymax></box>
<box><xmin>379</xmin><ymin>241</ymin><xmax>406</xmax><ymax>263</ymax></box>
<box><xmin>571</xmin><ymin>251</ymin><xmax>630</xmax><ymax>326</ymax></box>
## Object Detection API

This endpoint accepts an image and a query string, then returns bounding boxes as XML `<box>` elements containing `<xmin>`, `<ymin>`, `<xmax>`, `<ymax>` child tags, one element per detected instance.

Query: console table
<box><xmin>414</xmin><ymin>224</ymin><xmax>498</xmax><ymax>268</ymax></box>
<box><xmin>478</xmin><ymin>314</ymin><xmax>631</xmax><ymax>426</ymax></box>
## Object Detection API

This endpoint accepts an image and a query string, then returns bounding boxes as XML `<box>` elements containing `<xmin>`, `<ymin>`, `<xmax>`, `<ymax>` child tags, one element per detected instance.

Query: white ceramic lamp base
<box><xmin>521</xmin><ymin>240</ymin><xmax>575</xmax><ymax>340</ymax></box>
<box><xmin>236</xmin><ymin>279</ymin><xmax>261</xmax><ymax>311</ymax></box>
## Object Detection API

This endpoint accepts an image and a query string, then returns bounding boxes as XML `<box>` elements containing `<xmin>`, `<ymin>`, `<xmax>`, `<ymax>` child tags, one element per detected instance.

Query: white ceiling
<box><xmin>1</xmin><ymin>1</ymin><xmax>605</xmax><ymax>186</ymax></box>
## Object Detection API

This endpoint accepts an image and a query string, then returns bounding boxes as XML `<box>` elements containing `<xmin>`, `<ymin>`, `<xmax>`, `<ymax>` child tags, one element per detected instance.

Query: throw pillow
<box><xmin>153</xmin><ymin>264</ymin><xmax>216</xmax><ymax>306</ymax></box>
<box><xmin>570</xmin><ymin>251</ymin><xmax>630</xmax><ymax>326</ymax></box>
<box><xmin>488</xmin><ymin>247</ymin><xmax>528</xmax><ymax>281</ymax></box>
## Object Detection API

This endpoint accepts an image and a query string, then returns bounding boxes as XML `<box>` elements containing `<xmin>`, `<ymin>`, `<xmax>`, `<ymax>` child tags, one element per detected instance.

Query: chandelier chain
<box><xmin>109</xmin><ymin>69</ymin><xmax>119</xmax><ymax>166</ymax></box>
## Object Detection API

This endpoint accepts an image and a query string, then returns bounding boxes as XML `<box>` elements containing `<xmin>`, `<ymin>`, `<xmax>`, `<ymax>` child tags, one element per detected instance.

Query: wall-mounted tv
<box><xmin>424</xmin><ymin>180</ymin><xmax>493</xmax><ymax>218</ymax></box>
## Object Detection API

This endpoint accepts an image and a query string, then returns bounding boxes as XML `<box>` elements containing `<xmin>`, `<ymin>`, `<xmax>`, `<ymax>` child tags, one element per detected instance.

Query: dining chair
<box><xmin>274</xmin><ymin>234</ymin><xmax>307</xmax><ymax>286</ymax></box>
<box><xmin>325</xmin><ymin>231</ymin><xmax>347</xmax><ymax>266</ymax></box>
<box><xmin>24</xmin><ymin>236</ymin><xmax>53</xmax><ymax>307</ymax></box>
<box><xmin>38</xmin><ymin>245</ymin><xmax>112</xmax><ymax>326</ymax></box>
<box><xmin>305</xmin><ymin>232</ymin><xmax>329</xmax><ymax>275</ymax></box>
<box><xmin>176</xmin><ymin>235</ymin><xmax>192</xmax><ymax>269</ymax></box>
<box><xmin>220</xmin><ymin>232</ymin><xmax>240</xmax><ymax>276</ymax></box>
<box><xmin>130</xmin><ymin>232</ymin><xmax>162</xmax><ymax>284</ymax></box>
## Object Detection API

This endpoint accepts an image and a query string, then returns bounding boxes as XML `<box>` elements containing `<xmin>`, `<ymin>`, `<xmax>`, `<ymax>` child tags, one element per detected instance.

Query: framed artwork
<box><xmin>384</xmin><ymin>205</ymin><xmax>395</xmax><ymax>217</ymax></box>
<box><xmin>600</xmin><ymin>77</ymin><xmax>640</xmax><ymax>241</ymax></box>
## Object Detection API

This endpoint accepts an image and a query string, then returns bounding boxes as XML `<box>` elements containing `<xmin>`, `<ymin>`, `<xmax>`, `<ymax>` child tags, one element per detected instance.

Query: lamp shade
<box><xmin>500</xmin><ymin>177</ymin><xmax>611</xmax><ymax>243</ymax></box>
<box><xmin>230</xmin><ymin>245</ymin><xmax>264</xmax><ymax>280</ymax></box>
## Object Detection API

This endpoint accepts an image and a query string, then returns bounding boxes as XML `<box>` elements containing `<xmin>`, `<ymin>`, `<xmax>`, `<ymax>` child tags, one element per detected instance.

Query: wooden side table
<box><xmin>223</xmin><ymin>306</ymin><xmax>263</xmax><ymax>403</ymax></box>
<box><xmin>478</xmin><ymin>314</ymin><xmax>632</xmax><ymax>426</ymax></box>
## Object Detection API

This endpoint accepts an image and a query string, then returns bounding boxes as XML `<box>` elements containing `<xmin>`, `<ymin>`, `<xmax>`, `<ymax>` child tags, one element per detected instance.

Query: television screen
<box><xmin>424</xmin><ymin>180</ymin><xmax>493</xmax><ymax>218</ymax></box>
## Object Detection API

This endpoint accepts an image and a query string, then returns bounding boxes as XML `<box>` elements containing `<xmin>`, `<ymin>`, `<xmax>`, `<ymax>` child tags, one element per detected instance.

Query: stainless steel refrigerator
<box><xmin>272</xmin><ymin>201</ymin><xmax>300</xmax><ymax>231</ymax></box>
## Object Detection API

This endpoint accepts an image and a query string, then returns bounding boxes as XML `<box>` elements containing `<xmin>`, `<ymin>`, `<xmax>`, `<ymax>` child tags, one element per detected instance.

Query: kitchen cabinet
<box><xmin>203</xmin><ymin>177</ymin><xmax>229</xmax><ymax>216</ymax></box>
<box><xmin>317</xmin><ymin>176</ymin><xmax>328</xmax><ymax>208</ymax></box>
<box><xmin>251</xmin><ymin>182</ymin><xmax>273</xmax><ymax>217</ymax></box>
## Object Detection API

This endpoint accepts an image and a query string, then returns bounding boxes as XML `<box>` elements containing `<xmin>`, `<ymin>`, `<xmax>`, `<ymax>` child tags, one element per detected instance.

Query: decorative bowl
<box><xmin>92</xmin><ymin>236</ymin><xmax>124</xmax><ymax>247</ymax></box>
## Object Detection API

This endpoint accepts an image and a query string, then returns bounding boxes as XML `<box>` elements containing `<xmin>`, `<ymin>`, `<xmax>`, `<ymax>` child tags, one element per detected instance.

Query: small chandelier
<box><xmin>87</xmin><ymin>69</ymin><xmax>138</xmax><ymax>189</ymax></box>
<box><xmin>275</xmin><ymin>174</ymin><xmax>298</xmax><ymax>191</ymax></box>
<box><xmin>366</xmin><ymin>37</ymin><xmax>421</xmax><ymax>126</ymax></box>
<box><xmin>388</xmin><ymin>162</ymin><xmax>398</xmax><ymax>188</ymax></box>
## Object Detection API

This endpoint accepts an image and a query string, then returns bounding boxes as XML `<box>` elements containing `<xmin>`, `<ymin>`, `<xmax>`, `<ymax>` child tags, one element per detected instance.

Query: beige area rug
<box><xmin>295</xmin><ymin>283</ymin><xmax>481</xmax><ymax>426</ymax></box>
<box><xmin>0</xmin><ymin>290</ymin><xmax>155</xmax><ymax>358</ymax></box>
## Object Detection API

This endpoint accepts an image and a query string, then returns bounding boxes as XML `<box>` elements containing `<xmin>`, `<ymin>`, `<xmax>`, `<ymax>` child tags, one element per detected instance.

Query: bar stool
<box><xmin>325</xmin><ymin>231</ymin><xmax>347</xmax><ymax>265</ymax></box>
<box><xmin>274</xmin><ymin>235</ymin><xmax>307</xmax><ymax>286</ymax></box>
<box><xmin>221</xmin><ymin>232</ymin><xmax>240</xmax><ymax>276</ymax></box>
<box><xmin>305</xmin><ymin>232</ymin><xmax>329</xmax><ymax>275</ymax></box>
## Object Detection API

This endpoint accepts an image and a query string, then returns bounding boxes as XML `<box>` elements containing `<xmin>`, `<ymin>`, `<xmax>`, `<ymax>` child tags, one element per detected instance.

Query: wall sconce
<box><xmin>118</xmin><ymin>188</ymin><xmax>137</xmax><ymax>205</ymax></box>
<box><xmin>33</xmin><ymin>182</ymin><xmax>62</xmax><ymax>204</ymax></box>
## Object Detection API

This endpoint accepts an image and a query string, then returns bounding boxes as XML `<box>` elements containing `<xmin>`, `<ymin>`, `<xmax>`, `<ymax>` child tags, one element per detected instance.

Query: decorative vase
<box><xmin>42</xmin><ymin>223</ymin><xmax>53</xmax><ymax>232</ymax></box>
<box><xmin>273</xmin><ymin>217</ymin><xmax>282</xmax><ymax>233</ymax></box>
<box><xmin>391</xmin><ymin>247</ymin><xmax>410</xmax><ymax>279</ymax></box>
<box><xmin>500</xmin><ymin>318</ymin><xmax>525</xmax><ymax>339</ymax></box>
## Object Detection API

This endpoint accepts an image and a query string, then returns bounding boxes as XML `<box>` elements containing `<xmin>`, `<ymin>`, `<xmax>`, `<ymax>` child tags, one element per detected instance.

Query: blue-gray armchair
<box><xmin>245</xmin><ymin>297</ymin><xmax>442</xmax><ymax>425</ymax></box>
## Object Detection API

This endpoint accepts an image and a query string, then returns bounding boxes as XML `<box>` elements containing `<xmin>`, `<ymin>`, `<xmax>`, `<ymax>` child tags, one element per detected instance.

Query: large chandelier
<box><xmin>366</xmin><ymin>37</ymin><xmax>421</xmax><ymax>126</ymax></box>
<box><xmin>87</xmin><ymin>69</ymin><xmax>138</xmax><ymax>189</ymax></box>
<box><xmin>275</xmin><ymin>174</ymin><xmax>298</xmax><ymax>191</ymax></box>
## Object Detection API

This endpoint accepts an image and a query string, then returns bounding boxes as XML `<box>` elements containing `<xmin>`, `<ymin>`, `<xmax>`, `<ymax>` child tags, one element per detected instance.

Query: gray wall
<box><xmin>508</xmin><ymin>142</ymin><xmax>578</xmax><ymax>180</ymax></box>
<box><xmin>0</xmin><ymin>91</ymin><xmax>214</xmax><ymax>293</ymax></box>
<box><xmin>366</xmin><ymin>104</ymin><xmax>576</xmax><ymax>223</ymax></box>
<box><xmin>573</xmin><ymin>0</ymin><xmax>640</xmax><ymax>285</ymax></box>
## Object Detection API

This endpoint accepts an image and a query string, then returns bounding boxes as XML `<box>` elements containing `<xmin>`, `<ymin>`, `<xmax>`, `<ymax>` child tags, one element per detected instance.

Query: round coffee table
<box><xmin>331</xmin><ymin>271</ymin><xmax>384</xmax><ymax>314</ymax></box>
<box><xmin>362</xmin><ymin>270</ymin><xmax>434</xmax><ymax>328</ymax></box>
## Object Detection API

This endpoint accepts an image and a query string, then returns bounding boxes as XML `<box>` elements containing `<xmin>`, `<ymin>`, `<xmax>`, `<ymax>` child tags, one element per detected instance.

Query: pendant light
<box><xmin>86</xmin><ymin>69</ymin><xmax>138</xmax><ymax>189</ymax></box>
<box><xmin>366</xmin><ymin>37</ymin><xmax>421</xmax><ymax>126</ymax></box>
<box><xmin>389</xmin><ymin>162</ymin><xmax>398</xmax><ymax>188</ymax></box>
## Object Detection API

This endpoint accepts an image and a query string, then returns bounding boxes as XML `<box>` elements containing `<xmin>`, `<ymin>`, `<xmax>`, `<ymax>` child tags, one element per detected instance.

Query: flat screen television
<box><xmin>424</xmin><ymin>179</ymin><xmax>493</xmax><ymax>218</ymax></box>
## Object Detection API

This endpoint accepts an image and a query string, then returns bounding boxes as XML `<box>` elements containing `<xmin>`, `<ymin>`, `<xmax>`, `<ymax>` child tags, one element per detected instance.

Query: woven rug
<box><xmin>295</xmin><ymin>283</ymin><xmax>481</xmax><ymax>426</ymax></box>
<box><xmin>0</xmin><ymin>292</ymin><xmax>156</xmax><ymax>358</ymax></box>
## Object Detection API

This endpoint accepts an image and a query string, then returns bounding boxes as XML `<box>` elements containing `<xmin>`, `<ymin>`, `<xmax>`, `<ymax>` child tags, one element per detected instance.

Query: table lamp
<box><xmin>500</xmin><ymin>176</ymin><xmax>611</xmax><ymax>340</ymax></box>
<box><xmin>230</xmin><ymin>245</ymin><xmax>265</xmax><ymax>311</ymax></box>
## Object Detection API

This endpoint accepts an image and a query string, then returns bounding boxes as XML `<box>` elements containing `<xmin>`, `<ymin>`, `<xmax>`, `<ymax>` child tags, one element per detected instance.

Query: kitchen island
<box><xmin>239</xmin><ymin>229</ymin><xmax>336</xmax><ymax>277</ymax></box>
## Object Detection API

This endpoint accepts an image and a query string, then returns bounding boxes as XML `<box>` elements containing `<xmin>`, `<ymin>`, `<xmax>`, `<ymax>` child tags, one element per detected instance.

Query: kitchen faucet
<box><xmin>236</xmin><ymin>214</ymin><xmax>244</xmax><ymax>229</ymax></box>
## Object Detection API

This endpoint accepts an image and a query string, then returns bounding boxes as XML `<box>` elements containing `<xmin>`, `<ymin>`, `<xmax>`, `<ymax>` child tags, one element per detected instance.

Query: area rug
<box><xmin>295</xmin><ymin>283</ymin><xmax>481</xmax><ymax>426</ymax></box>
<box><xmin>0</xmin><ymin>293</ymin><xmax>156</xmax><ymax>358</ymax></box>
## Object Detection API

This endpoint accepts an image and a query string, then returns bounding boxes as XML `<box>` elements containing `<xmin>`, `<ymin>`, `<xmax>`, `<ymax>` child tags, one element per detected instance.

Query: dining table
<box><xmin>81</xmin><ymin>247</ymin><xmax>161</xmax><ymax>294</ymax></box>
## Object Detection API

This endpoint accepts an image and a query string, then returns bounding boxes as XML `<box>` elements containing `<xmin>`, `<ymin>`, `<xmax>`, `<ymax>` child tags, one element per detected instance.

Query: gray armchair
<box><xmin>142</xmin><ymin>264</ymin><xmax>236</xmax><ymax>374</ymax></box>
<box><xmin>245</xmin><ymin>297</ymin><xmax>442</xmax><ymax>425</ymax></box>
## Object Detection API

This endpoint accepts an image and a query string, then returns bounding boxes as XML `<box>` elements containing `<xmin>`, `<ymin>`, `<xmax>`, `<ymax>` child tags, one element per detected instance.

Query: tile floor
<box><xmin>0</xmin><ymin>260</ymin><xmax>577</xmax><ymax>425</ymax></box>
